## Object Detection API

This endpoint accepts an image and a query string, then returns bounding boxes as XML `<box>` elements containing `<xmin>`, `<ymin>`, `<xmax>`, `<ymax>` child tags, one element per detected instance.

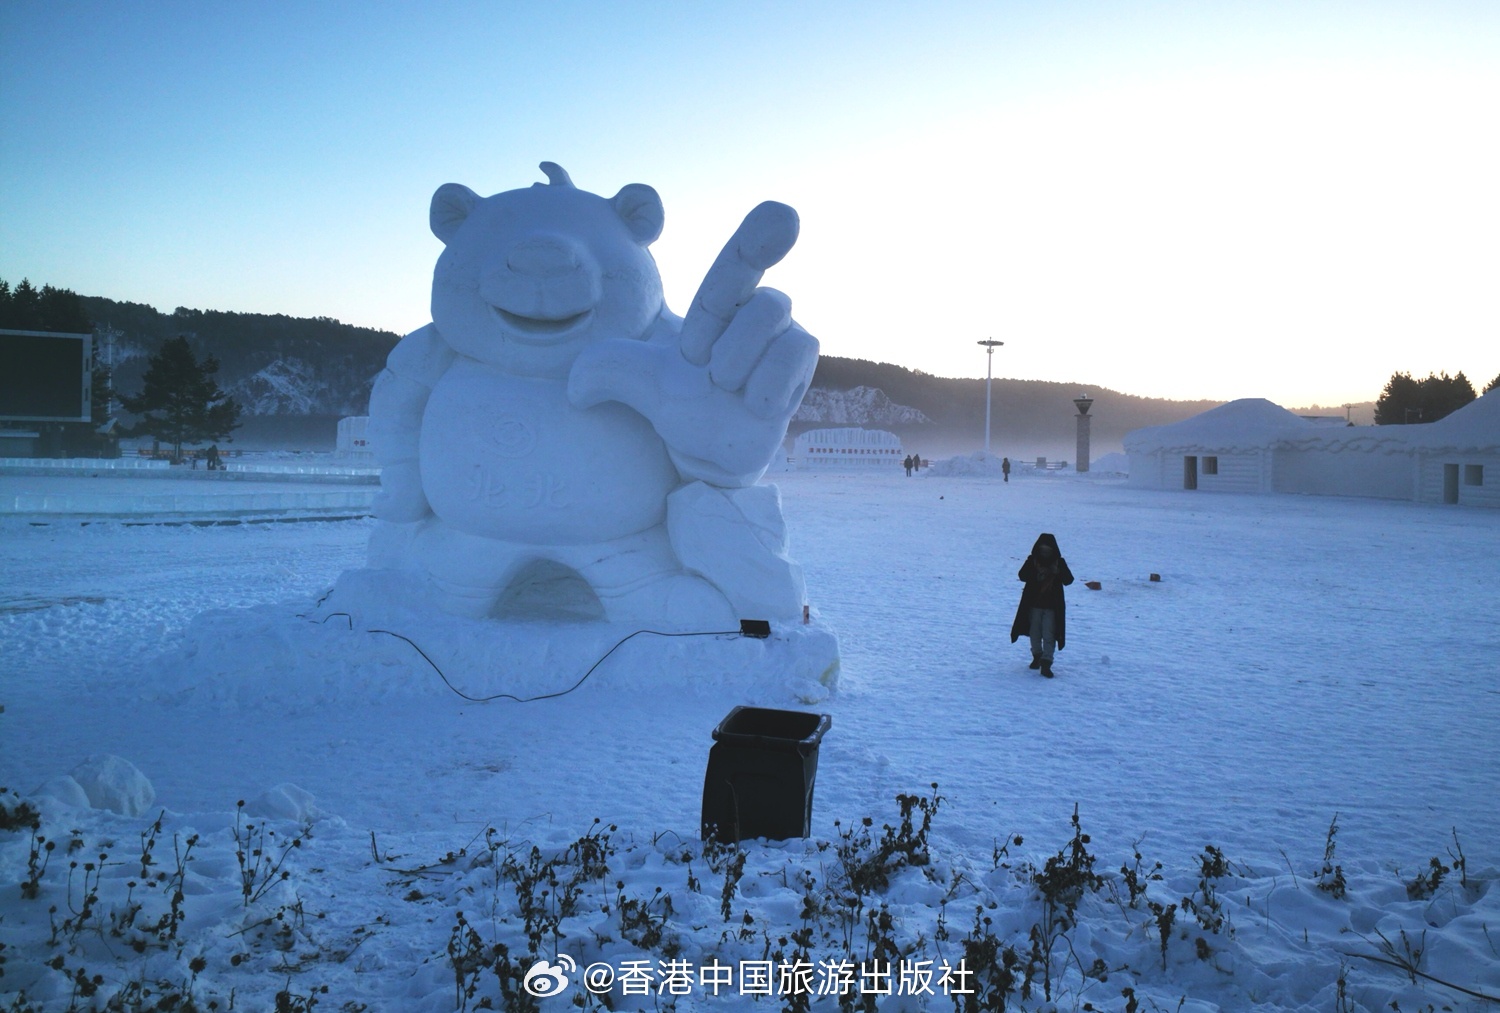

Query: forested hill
<box><xmin>80</xmin><ymin>295</ymin><xmax>401</xmax><ymax>416</ymax></box>
<box><xmin>75</xmin><ymin>289</ymin><xmax>1221</xmax><ymax>447</ymax></box>
<box><xmin>11</xmin><ymin>279</ymin><xmax>1233</xmax><ymax>458</ymax></box>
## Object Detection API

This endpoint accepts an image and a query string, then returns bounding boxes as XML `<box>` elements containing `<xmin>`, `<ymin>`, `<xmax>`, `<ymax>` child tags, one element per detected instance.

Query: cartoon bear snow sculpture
<box><xmin>366</xmin><ymin>163</ymin><xmax>819</xmax><ymax>627</ymax></box>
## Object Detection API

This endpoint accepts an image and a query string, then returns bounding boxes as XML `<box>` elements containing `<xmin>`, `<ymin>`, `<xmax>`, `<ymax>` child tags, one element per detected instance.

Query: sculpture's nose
<box><xmin>507</xmin><ymin>235</ymin><xmax>580</xmax><ymax>277</ymax></box>
<box><xmin>483</xmin><ymin>232</ymin><xmax>601</xmax><ymax>321</ymax></box>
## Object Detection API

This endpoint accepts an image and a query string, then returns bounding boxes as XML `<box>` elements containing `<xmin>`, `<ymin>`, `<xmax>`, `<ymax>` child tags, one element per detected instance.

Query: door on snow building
<box><xmin>1443</xmin><ymin>463</ymin><xmax>1460</xmax><ymax>504</ymax></box>
<box><xmin>1183</xmin><ymin>456</ymin><xmax>1198</xmax><ymax>490</ymax></box>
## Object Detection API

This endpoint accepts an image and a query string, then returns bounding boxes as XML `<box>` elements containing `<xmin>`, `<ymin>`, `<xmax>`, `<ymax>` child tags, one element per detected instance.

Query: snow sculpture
<box><xmin>366</xmin><ymin>163</ymin><xmax>818</xmax><ymax>627</ymax></box>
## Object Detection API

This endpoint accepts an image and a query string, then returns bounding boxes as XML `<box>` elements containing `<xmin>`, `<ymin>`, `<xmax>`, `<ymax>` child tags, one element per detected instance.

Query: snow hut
<box><xmin>793</xmin><ymin>427</ymin><xmax>903</xmax><ymax>470</ymax></box>
<box><xmin>1126</xmin><ymin>391</ymin><xmax>1500</xmax><ymax>507</ymax></box>
<box><xmin>1124</xmin><ymin>399</ymin><xmax>1313</xmax><ymax>493</ymax></box>
<box><xmin>1267</xmin><ymin>391</ymin><xmax>1499</xmax><ymax>505</ymax></box>
<box><xmin>1409</xmin><ymin>391</ymin><xmax>1500</xmax><ymax>507</ymax></box>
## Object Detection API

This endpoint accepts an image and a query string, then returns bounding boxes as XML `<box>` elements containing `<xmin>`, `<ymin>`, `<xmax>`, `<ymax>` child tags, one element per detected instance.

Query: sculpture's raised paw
<box><xmin>683</xmin><ymin>203</ymin><xmax>818</xmax><ymax>418</ymax></box>
<box><xmin>568</xmin><ymin>201</ymin><xmax>818</xmax><ymax>483</ymax></box>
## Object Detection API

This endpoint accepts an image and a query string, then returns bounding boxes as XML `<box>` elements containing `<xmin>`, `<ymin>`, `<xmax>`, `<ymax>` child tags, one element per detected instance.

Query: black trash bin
<box><xmin>701</xmin><ymin>706</ymin><xmax>832</xmax><ymax>845</ymax></box>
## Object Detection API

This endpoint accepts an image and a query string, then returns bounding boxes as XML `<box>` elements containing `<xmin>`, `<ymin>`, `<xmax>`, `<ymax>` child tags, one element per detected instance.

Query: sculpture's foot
<box><xmin>599</xmin><ymin>572</ymin><xmax>737</xmax><ymax>630</ymax></box>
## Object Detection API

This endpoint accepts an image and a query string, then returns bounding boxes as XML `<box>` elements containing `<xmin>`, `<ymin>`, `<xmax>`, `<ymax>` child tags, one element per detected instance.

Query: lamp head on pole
<box><xmin>977</xmin><ymin>339</ymin><xmax>1004</xmax><ymax>353</ymax></box>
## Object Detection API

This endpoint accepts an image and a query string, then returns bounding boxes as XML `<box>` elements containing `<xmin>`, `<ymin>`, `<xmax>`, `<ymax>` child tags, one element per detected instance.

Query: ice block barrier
<box><xmin>701</xmin><ymin>706</ymin><xmax>831</xmax><ymax>845</ymax></box>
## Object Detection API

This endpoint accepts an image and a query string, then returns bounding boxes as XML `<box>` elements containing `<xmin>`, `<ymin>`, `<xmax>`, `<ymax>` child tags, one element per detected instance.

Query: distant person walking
<box><xmin>1002</xmin><ymin>457</ymin><xmax>1011</xmax><ymax>482</ymax></box>
<box><xmin>1009</xmin><ymin>532</ymin><xmax>1074</xmax><ymax>678</ymax></box>
<box><xmin>903</xmin><ymin>454</ymin><xmax>913</xmax><ymax>477</ymax></box>
<box><xmin>910</xmin><ymin>453</ymin><xmax>919</xmax><ymax>472</ymax></box>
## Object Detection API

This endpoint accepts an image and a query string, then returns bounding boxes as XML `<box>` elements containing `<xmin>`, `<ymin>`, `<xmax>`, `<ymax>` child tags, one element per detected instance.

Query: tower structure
<box><xmin>1074</xmin><ymin>394</ymin><xmax>1095</xmax><ymax>473</ymax></box>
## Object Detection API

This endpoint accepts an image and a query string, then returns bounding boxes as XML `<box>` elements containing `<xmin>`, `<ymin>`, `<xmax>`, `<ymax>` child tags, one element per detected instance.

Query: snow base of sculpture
<box><xmin>151</xmin><ymin>570</ymin><xmax>840</xmax><ymax>713</ymax></box>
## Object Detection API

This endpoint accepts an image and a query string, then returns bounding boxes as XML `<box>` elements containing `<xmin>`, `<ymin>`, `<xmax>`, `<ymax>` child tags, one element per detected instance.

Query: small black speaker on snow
<box><xmin>739</xmin><ymin>619</ymin><xmax>771</xmax><ymax>639</ymax></box>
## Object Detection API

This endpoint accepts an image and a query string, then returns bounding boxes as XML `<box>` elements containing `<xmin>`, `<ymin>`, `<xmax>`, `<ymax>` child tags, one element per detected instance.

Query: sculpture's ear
<box><xmin>612</xmin><ymin>184</ymin><xmax>664</xmax><ymax>245</ymax></box>
<box><xmin>430</xmin><ymin>184</ymin><xmax>480</xmax><ymax>245</ymax></box>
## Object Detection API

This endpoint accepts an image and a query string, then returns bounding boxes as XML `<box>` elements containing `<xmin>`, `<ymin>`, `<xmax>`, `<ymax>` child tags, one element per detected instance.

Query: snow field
<box><xmin>1</xmin><ymin>470</ymin><xmax>1498</xmax><ymax>1010</ymax></box>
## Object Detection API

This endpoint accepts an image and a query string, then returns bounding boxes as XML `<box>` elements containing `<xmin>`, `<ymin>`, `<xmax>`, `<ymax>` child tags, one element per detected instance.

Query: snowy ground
<box><xmin>2</xmin><ymin>468</ymin><xmax>1497</xmax><ymax>1011</ymax></box>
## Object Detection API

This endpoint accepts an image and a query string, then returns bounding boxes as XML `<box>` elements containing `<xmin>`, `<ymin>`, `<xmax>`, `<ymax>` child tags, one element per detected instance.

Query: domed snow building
<box><xmin>1125</xmin><ymin>394</ymin><xmax>1500</xmax><ymax>507</ymax></box>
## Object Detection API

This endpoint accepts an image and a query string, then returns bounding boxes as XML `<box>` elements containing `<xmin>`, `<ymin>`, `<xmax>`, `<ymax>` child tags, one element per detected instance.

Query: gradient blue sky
<box><xmin>3</xmin><ymin>1</ymin><xmax>1497</xmax><ymax>407</ymax></box>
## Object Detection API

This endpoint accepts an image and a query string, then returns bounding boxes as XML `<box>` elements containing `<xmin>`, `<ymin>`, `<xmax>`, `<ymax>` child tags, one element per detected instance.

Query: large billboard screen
<box><xmin>0</xmin><ymin>329</ymin><xmax>93</xmax><ymax>423</ymax></box>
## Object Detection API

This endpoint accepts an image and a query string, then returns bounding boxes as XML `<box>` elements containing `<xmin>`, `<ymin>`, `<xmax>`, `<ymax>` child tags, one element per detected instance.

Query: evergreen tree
<box><xmin>1421</xmin><ymin>371</ymin><xmax>1475</xmax><ymax>422</ymax></box>
<box><xmin>90</xmin><ymin>358</ymin><xmax>114</xmax><ymax>426</ymax></box>
<box><xmin>1374</xmin><ymin>371</ymin><xmax>1421</xmax><ymax>424</ymax></box>
<box><xmin>0</xmin><ymin>278</ymin><xmax>93</xmax><ymax>333</ymax></box>
<box><xmin>1374</xmin><ymin>370</ymin><xmax>1477</xmax><ymax>424</ymax></box>
<box><xmin>0</xmin><ymin>278</ymin><xmax>43</xmax><ymax>329</ymax></box>
<box><xmin>38</xmin><ymin>284</ymin><xmax>92</xmax><ymax>333</ymax></box>
<box><xmin>120</xmin><ymin>336</ymin><xmax>242</xmax><ymax>460</ymax></box>
<box><xmin>1485</xmin><ymin>373</ymin><xmax>1499</xmax><ymax>395</ymax></box>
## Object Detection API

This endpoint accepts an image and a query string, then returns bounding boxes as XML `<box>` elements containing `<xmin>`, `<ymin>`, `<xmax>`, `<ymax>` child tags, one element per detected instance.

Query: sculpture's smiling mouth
<box><xmin>494</xmin><ymin>307</ymin><xmax>593</xmax><ymax>341</ymax></box>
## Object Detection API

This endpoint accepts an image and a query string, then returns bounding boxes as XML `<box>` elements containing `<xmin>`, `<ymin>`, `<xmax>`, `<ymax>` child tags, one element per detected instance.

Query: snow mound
<box><xmin>68</xmin><ymin>754</ymin><xmax>156</xmax><ymax>816</ymax></box>
<box><xmin>1089</xmin><ymin>451</ymin><xmax>1129</xmax><ymax>474</ymax></box>
<box><xmin>243</xmin><ymin>783</ymin><xmax>321</xmax><ymax>822</ymax></box>
<box><xmin>923</xmin><ymin>451</ymin><xmax>1011</xmax><ymax>477</ymax></box>
<box><xmin>30</xmin><ymin>774</ymin><xmax>90</xmax><ymax>809</ymax></box>
<box><xmin>923</xmin><ymin>453</ymin><xmax>1128</xmax><ymax>478</ymax></box>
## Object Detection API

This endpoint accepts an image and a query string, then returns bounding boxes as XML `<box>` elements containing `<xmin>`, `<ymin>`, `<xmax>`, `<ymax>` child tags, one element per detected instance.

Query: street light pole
<box><xmin>977</xmin><ymin>339</ymin><xmax>1004</xmax><ymax>454</ymax></box>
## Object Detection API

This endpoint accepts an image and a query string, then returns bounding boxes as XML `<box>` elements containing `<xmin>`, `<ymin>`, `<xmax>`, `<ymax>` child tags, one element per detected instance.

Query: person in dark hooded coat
<box><xmin>1009</xmin><ymin>532</ymin><xmax>1074</xmax><ymax>677</ymax></box>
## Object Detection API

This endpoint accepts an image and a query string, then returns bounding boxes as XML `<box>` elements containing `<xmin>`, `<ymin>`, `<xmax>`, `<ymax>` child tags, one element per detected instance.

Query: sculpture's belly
<box><xmin>420</xmin><ymin>361</ymin><xmax>675</xmax><ymax>544</ymax></box>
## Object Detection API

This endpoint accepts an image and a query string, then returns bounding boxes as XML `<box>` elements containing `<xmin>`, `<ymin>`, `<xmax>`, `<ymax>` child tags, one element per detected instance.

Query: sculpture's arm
<box><xmin>369</xmin><ymin>324</ymin><xmax>455</xmax><ymax>521</ymax></box>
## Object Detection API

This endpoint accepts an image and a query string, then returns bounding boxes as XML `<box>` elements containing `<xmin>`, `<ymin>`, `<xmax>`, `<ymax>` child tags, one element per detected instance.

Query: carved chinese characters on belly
<box><xmin>419</xmin><ymin>362</ymin><xmax>674</xmax><ymax>545</ymax></box>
